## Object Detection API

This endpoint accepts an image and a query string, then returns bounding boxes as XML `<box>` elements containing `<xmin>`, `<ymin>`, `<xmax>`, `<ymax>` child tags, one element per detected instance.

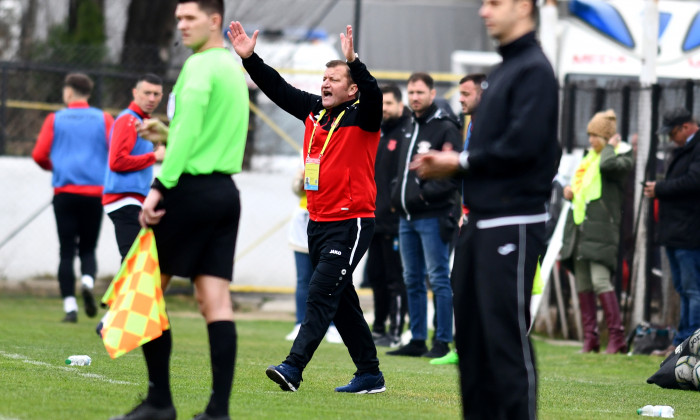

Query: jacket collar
<box><xmin>675</xmin><ymin>131</ymin><xmax>698</xmax><ymax>155</ymax></box>
<box><xmin>67</xmin><ymin>101</ymin><xmax>90</xmax><ymax>109</ymax></box>
<box><xmin>498</xmin><ymin>31</ymin><xmax>537</xmax><ymax>60</ymax></box>
<box><xmin>413</xmin><ymin>103</ymin><xmax>439</xmax><ymax>124</ymax></box>
<box><xmin>127</xmin><ymin>101</ymin><xmax>151</xmax><ymax>119</ymax></box>
<box><xmin>325</xmin><ymin>97</ymin><xmax>359</xmax><ymax>116</ymax></box>
<box><xmin>382</xmin><ymin>106</ymin><xmax>411</xmax><ymax>132</ymax></box>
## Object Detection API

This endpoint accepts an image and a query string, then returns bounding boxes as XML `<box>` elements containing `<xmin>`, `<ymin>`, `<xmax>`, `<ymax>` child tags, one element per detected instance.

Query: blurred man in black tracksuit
<box><xmin>410</xmin><ymin>0</ymin><xmax>561</xmax><ymax>418</ymax></box>
<box><xmin>366</xmin><ymin>84</ymin><xmax>412</xmax><ymax>348</ymax></box>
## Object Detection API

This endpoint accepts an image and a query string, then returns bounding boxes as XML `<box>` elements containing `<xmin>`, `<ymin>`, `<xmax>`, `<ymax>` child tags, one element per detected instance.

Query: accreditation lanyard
<box><xmin>304</xmin><ymin>100</ymin><xmax>358</xmax><ymax>191</ymax></box>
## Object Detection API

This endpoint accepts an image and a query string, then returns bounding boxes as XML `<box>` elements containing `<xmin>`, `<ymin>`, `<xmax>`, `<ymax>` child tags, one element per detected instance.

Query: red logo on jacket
<box><xmin>387</xmin><ymin>139</ymin><xmax>397</xmax><ymax>151</ymax></box>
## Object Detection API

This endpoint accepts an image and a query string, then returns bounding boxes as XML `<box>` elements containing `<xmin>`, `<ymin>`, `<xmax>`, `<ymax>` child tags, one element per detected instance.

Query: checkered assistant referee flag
<box><xmin>100</xmin><ymin>228</ymin><xmax>169</xmax><ymax>359</ymax></box>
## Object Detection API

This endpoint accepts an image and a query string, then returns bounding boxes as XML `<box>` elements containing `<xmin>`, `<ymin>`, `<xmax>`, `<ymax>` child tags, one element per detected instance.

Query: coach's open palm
<box><xmin>228</xmin><ymin>21</ymin><xmax>258</xmax><ymax>59</ymax></box>
<box><xmin>340</xmin><ymin>25</ymin><xmax>355</xmax><ymax>62</ymax></box>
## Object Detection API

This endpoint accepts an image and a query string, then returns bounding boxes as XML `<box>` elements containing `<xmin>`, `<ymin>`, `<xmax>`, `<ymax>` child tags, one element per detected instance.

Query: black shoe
<box><xmin>374</xmin><ymin>334</ymin><xmax>401</xmax><ymax>348</ymax></box>
<box><xmin>386</xmin><ymin>340</ymin><xmax>427</xmax><ymax>357</ymax></box>
<box><xmin>61</xmin><ymin>311</ymin><xmax>77</xmax><ymax>323</ymax></box>
<box><xmin>422</xmin><ymin>341</ymin><xmax>450</xmax><ymax>358</ymax></box>
<box><xmin>109</xmin><ymin>401</ymin><xmax>176</xmax><ymax>420</ymax></box>
<box><xmin>371</xmin><ymin>331</ymin><xmax>385</xmax><ymax>341</ymax></box>
<box><xmin>82</xmin><ymin>285</ymin><xmax>97</xmax><ymax>318</ymax></box>
<box><xmin>192</xmin><ymin>412</ymin><xmax>230</xmax><ymax>420</ymax></box>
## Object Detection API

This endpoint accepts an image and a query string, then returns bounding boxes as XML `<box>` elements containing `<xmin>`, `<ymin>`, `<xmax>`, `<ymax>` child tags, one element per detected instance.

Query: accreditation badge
<box><xmin>167</xmin><ymin>93</ymin><xmax>175</xmax><ymax>120</ymax></box>
<box><xmin>304</xmin><ymin>157</ymin><xmax>320</xmax><ymax>191</ymax></box>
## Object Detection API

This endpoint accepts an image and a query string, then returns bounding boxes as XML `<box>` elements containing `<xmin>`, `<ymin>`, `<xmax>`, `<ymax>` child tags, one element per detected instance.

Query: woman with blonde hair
<box><xmin>561</xmin><ymin>109</ymin><xmax>634</xmax><ymax>353</ymax></box>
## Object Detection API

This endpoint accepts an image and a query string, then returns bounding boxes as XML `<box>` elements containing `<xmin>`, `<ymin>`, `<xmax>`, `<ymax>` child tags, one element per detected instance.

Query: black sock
<box><xmin>142</xmin><ymin>329</ymin><xmax>173</xmax><ymax>408</ymax></box>
<box><xmin>206</xmin><ymin>321</ymin><xmax>237</xmax><ymax>417</ymax></box>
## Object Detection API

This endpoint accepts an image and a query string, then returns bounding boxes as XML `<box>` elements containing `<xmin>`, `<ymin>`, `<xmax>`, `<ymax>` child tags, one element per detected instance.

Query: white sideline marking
<box><xmin>0</xmin><ymin>351</ymin><xmax>137</xmax><ymax>385</ymax></box>
<box><xmin>0</xmin><ymin>415</ymin><xmax>21</xmax><ymax>420</ymax></box>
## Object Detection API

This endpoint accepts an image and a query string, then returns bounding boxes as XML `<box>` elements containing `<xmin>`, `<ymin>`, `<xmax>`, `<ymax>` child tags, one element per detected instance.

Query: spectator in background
<box><xmin>367</xmin><ymin>84</ymin><xmax>411</xmax><ymax>348</ymax></box>
<box><xmin>286</xmin><ymin>167</ymin><xmax>314</xmax><ymax>341</ymax></box>
<box><xmin>32</xmin><ymin>72</ymin><xmax>113</xmax><ymax>323</ymax></box>
<box><xmin>644</xmin><ymin>107</ymin><xmax>700</xmax><ymax>357</ymax></box>
<box><xmin>387</xmin><ymin>72</ymin><xmax>461</xmax><ymax>359</ymax></box>
<box><xmin>560</xmin><ymin>110</ymin><xmax>633</xmax><ymax>354</ymax></box>
<box><xmin>458</xmin><ymin>73</ymin><xmax>485</xmax><ymax>149</ymax></box>
<box><xmin>429</xmin><ymin>73</ymin><xmax>486</xmax><ymax>367</ymax></box>
<box><xmin>286</xmin><ymin>167</ymin><xmax>343</xmax><ymax>344</ymax></box>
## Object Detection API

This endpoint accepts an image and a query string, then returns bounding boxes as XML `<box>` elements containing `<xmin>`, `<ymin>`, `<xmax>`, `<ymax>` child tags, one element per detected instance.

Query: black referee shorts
<box><xmin>153</xmin><ymin>173</ymin><xmax>240</xmax><ymax>281</ymax></box>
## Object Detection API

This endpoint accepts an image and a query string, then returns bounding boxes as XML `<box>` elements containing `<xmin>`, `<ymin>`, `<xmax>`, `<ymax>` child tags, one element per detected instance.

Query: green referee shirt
<box><xmin>158</xmin><ymin>47</ymin><xmax>249</xmax><ymax>189</ymax></box>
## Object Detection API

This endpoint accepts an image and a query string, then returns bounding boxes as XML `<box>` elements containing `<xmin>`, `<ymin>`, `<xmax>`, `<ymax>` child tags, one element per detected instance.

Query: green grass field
<box><xmin>0</xmin><ymin>295</ymin><xmax>696</xmax><ymax>420</ymax></box>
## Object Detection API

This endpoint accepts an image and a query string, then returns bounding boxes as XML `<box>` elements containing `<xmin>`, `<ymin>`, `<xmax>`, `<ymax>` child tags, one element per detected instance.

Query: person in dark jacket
<box><xmin>367</xmin><ymin>84</ymin><xmax>411</xmax><ymax>348</ymax></box>
<box><xmin>230</xmin><ymin>21</ymin><xmax>385</xmax><ymax>394</ymax></box>
<box><xmin>560</xmin><ymin>110</ymin><xmax>633</xmax><ymax>354</ymax></box>
<box><xmin>458</xmin><ymin>73</ymin><xmax>486</xmax><ymax>149</ymax></box>
<box><xmin>386</xmin><ymin>72</ymin><xmax>462</xmax><ymax>359</ymax></box>
<box><xmin>410</xmin><ymin>0</ymin><xmax>560</xmax><ymax>418</ymax></box>
<box><xmin>644</xmin><ymin>107</ymin><xmax>700</xmax><ymax>354</ymax></box>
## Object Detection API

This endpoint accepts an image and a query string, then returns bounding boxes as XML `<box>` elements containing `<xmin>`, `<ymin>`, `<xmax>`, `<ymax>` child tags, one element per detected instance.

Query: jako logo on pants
<box><xmin>329</xmin><ymin>249</ymin><xmax>342</xmax><ymax>255</ymax></box>
<box><xmin>497</xmin><ymin>244</ymin><xmax>516</xmax><ymax>256</ymax></box>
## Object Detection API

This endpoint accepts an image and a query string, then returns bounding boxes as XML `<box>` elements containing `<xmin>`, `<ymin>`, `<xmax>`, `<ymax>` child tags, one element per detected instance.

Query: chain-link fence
<box><xmin>0</xmin><ymin>62</ymin><xmax>173</xmax><ymax>155</ymax></box>
<box><xmin>0</xmin><ymin>58</ymin><xmax>462</xmax><ymax>158</ymax></box>
<box><xmin>561</xmin><ymin>77</ymin><xmax>699</xmax><ymax>152</ymax></box>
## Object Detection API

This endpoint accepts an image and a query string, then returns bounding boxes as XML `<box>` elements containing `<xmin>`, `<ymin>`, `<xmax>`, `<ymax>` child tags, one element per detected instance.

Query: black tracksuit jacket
<box><xmin>375</xmin><ymin>107</ymin><xmax>412</xmax><ymax>234</ymax></box>
<box><xmin>463</xmin><ymin>31</ymin><xmax>561</xmax><ymax>217</ymax></box>
<box><xmin>656</xmin><ymin>133</ymin><xmax>700</xmax><ymax>249</ymax></box>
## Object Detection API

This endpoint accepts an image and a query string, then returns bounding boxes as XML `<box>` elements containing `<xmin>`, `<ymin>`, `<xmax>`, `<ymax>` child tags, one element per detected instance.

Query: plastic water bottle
<box><xmin>65</xmin><ymin>355</ymin><xmax>91</xmax><ymax>366</ymax></box>
<box><xmin>637</xmin><ymin>405</ymin><xmax>674</xmax><ymax>418</ymax></box>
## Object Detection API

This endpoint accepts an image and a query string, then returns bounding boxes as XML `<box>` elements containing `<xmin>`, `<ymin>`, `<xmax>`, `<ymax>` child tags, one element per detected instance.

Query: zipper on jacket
<box><xmin>400</xmin><ymin>122</ymin><xmax>420</xmax><ymax>221</ymax></box>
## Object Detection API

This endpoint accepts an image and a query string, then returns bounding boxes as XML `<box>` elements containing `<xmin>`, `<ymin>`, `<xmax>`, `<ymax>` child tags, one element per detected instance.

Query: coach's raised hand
<box><xmin>340</xmin><ymin>25</ymin><xmax>356</xmax><ymax>63</ymax></box>
<box><xmin>228</xmin><ymin>21</ymin><xmax>258</xmax><ymax>59</ymax></box>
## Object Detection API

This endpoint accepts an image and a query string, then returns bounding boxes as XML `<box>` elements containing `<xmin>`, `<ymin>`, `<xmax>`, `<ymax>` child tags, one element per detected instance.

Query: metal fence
<box><xmin>560</xmin><ymin>77</ymin><xmax>700</xmax><ymax>152</ymax></box>
<box><xmin>555</xmin><ymin>76</ymin><xmax>700</xmax><ymax>333</ymax></box>
<box><xmin>0</xmin><ymin>61</ymin><xmax>175</xmax><ymax>156</ymax></box>
<box><xmin>0</xmin><ymin>60</ymin><xmax>465</xmax><ymax>159</ymax></box>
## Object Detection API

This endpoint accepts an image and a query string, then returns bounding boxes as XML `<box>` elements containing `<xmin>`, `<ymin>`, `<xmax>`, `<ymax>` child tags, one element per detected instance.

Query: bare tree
<box><xmin>18</xmin><ymin>0</ymin><xmax>38</xmax><ymax>60</ymax></box>
<box><xmin>121</xmin><ymin>0</ymin><xmax>177</xmax><ymax>73</ymax></box>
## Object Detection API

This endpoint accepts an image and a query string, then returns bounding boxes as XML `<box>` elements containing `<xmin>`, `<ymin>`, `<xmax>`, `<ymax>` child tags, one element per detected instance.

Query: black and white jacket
<box><xmin>391</xmin><ymin>102</ymin><xmax>462</xmax><ymax>221</ymax></box>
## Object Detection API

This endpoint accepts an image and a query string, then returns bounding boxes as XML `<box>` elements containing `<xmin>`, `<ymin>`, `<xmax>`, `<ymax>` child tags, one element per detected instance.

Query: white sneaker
<box><xmin>400</xmin><ymin>329</ymin><xmax>412</xmax><ymax>346</ymax></box>
<box><xmin>325</xmin><ymin>325</ymin><xmax>343</xmax><ymax>344</ymax></box>
<box><xmin>285</xmin><ymin>324</ymin><xmax>301</xmax><ymax>341</ymax></box>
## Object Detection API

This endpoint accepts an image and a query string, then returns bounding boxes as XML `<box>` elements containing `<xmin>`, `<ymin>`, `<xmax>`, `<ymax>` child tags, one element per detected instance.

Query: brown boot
<box><xmin>578</xmin><ymin>292</ymin><xmax>599</xmax><ymax>353</ymax></box>
<box><xmin>599</xmin><ymin>291</ymin><xmax>627</xmax><ymax>354</ymax></box>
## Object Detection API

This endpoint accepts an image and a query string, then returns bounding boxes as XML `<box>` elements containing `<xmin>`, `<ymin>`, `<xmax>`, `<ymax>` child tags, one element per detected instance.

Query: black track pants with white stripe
<box><xmin>286</xmin><ymin>217</ymin><xmax>379</xmax><ymax>375</ymax></box>
<box><xmin>452</xmin><ymin>217</ymin><xmax>545</xmax><ymax>420</ymax></box>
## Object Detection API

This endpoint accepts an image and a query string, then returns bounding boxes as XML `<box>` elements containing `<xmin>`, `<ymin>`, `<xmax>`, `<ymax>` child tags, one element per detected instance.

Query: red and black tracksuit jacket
<box><xmin>242</xmin><ymin>53</ymin><xmax>382</xmax><ymax>222</ymax></box>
